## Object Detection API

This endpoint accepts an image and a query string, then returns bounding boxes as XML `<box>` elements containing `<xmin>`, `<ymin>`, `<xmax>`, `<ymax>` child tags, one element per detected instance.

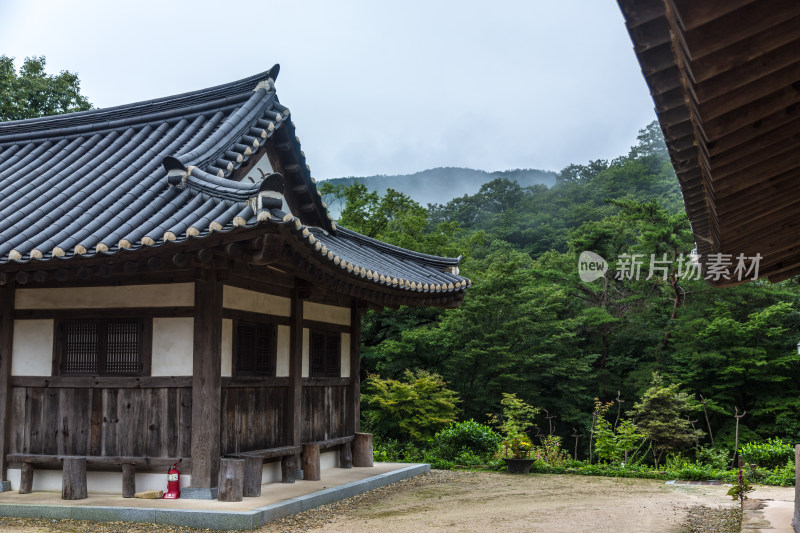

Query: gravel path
<box><xmin>0</xmin><ymin>470</ymin><xmax>743</xmax><ymax>532</ymax></box>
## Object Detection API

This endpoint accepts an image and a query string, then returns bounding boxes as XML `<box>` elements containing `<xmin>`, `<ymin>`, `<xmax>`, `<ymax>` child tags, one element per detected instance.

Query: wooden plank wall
<box><xmin>302</xmin><ymin>384</ymin><xmax>349</xmax><ymax>443</ymax></box>
<box><xmin>7</xmin><ymin>386</ymin><xmax>192</xmax><ymax>458</ymax></box>
<box><xmin>219</xmin><ymin>386</ymin><xmax>288</xmax><ymax>454</ymax></box>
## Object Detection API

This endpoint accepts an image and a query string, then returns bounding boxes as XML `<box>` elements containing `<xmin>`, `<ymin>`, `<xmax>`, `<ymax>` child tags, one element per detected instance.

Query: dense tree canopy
<box><xmin>0</xmin><ymin>55</ymin><xmax>91</xmax><ymax>121</ymax></box>
<box><xmin>327</xmin><ymin>121</ymin><xmax>800</xmax><ymax>455</ymax></box>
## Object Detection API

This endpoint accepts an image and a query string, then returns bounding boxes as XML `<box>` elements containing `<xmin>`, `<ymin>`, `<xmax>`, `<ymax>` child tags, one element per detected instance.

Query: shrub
<box><xmin>362</xmin><ymin>370</ymin><xmax>460</xmax><ymax>443</ymax></box>
<box><xmin>431</xmin><ymin>420</ymin><xmax>502</xmax><ymax>463</ymax></box>
<box><xmin>695</xmin><ymin>446</ymin><xmax>730</xmax><ymax>470</ymax></box>
<box><xmin>764</xmin><ymin>460</ymin><xmax>795</xmax><ymax>487</ymax></box>
<box><xmin>532</xmin><ymin>435</ymin><xmax>569</xmax><ymax>467</ymax></box>
<box><xmin>739</xmin><ymin>438</ymin><xmax>794</xmax><ymax>469</ymax></box>
<box><xmin>372</xmin><ymin>437</ymin><xmax>425</xmax><ymax>463</ymax></box>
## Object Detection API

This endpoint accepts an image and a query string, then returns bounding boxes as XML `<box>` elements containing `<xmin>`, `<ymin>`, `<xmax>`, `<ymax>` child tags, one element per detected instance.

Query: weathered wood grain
<box><xmin>190</xmin><ymin>272</ymin><xmax>223</xmax><ymax>488</ymax></box>
<box><xmin>122</xmin><ymin>463</ymin><xmax>136</xmax><ymax>497</ymax></box>
<box><xmin>301</xmin><ymin>443</ymin><xmax>320</xmax><ymax>481</ymax></box>
<box><xmin>19</xmin><ymin>462</ymin><xmax>33</xmax><ymax>494</ymax></box>
<box><xmin>242</xmin><ymin>456</ymin><xmax>262</xmax><ymax>497</ymax></box>
<box><xmin>217</xmin><ymin>458</ymin><xmax>244</xmax><ymax>502</ymax></box>
<box><xmin>62</xmin><ymin>457</ymin><xmax>87</xmax><ymax>500</ymax></box>
<box><xmin>0</xmin><ymin>284</ymin><xmax>14</xmax><ymax>479</ymax></box>
<box><xmin>353</xmin><ymin>433</ymin><xmax>373</xmax><ymax>467</ymax></box>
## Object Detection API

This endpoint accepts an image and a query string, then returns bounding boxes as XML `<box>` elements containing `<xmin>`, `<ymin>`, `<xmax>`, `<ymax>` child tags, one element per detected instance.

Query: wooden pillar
<box><xmin>0</xmin><ymin>284</ymin><xmax>14</xmax><ymax>483</ymax></box>
<box><xmin>62</xmin><ymin>457</ymin><xmax>87</xmax><ymax>500</ymax></box>
<box><xmin>301</xmin><ymin>443</ymin><xmax>320</xmax><ymax>481</ymax></box>
<box><xmin>353</xmin><ymin>433</ymin><xmax>373</xmax><ymax>467</ymax></box>
<box><xmin>339</xmin><ymin>441</ymin><xmax>353</xmax><ymax>469</ymax></box>
<box><xmin>190</xmin><ymin>270</ymin><xmax>223</xmax><ymax>490</ymax></box>
<box><xmin>347</xmin><ymin>300</ymin><xmax>362</xmax><ymax>435</ymax></box>
<box><xmin>287</xmin><ymin>282</ymin><xmax>306</xmax><ymax>474</ymax></box>
<box><xmin>19</xmin><ymin>463</ymin><xmax>33</xmax><ymax>494</ymax></box>
<box><xmin>121</xmin><ymin>463</ymin><xmax>136</xmax><ymax>498</ymax></box>
<box><xmin>242</xmin><ymin>456</ymin><xmax>262</xmax><ymax>497</ymax></box>
<box><xmin>280</xmin><ymin>454</ymin><xmax>296</xmax><ymax>483</ymax></box>
<box><xmin>217</xmin><ymin>458</ymin><xmax>244</xmax><ymax>502</ymax></box>
<box><xmin>795</xmin><ymin>444</ymin><xmax>800</xmax><ymax>529</ymax></box>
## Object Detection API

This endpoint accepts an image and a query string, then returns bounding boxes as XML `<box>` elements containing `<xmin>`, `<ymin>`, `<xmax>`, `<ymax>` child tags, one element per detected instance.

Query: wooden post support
<box><xmin>242</xmin><ymin>456</ymin><xmax>262</xmax><ymax>497</ymax></box>
<box><xmin>281</xmin><ymin>454</ymin><xmax>296</xmax><ymax>483</ymax></box>
<box><xmin>301</xmin><ymin>444</ymin><xmax>321</xmax><ymax>481</ymax></box>
<box><xmin>794</xmin><ymin>445</ymin><xmax>800</xmax><ymax>528</ymax></box>
<box><xmin>0</xmin><ymin>284</ymin><xmax>14</xmax><ymax>482</ymax></box>
<box><xmin>190</xmin><ymin>270</ymin><xmax>223</xmax><ymax>492</ymax></box>
<box><xmin>347</xmin><ymin>301</ymin><xmax>362</xmax><ymax>436</ymax></box>
<box><xmin>287</xmin><ymin>283</ymin><xmax>305</xmax><ymax>476</ymax></box>
<box><xmin>353</xmin><ymin>433</ymin><xmax>373</xmax><ymax>467</ymax></box>
<box><xmin>217</xmin><ymin>458</ymin><xmax>244</xmax><ymax>502</ymax></box>
<box><xmin>62</xmin><ymin>457</ymin><xmax>88</xmax><ymax>500</ymax></box>
<box><xmin>122</xmin><ymin>463</ymin><xmax>136</xmax><ymax>498</ymax></box>
<box><xmin>339</xmin><ymin>441</ymin><xmax>353</xmax><ymax>469</ymax></box>
<box><xmin>19</xmin><ymin>463</ymin><xmax>33</xmax><ymax>494</ymax></box>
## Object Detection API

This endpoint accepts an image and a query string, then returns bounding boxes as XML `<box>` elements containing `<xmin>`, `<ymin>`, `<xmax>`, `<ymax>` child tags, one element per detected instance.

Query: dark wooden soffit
<box><xmin>618</xmin><ymin>0</ymin><xmax>800</xmax><ymax>286</ymax></box>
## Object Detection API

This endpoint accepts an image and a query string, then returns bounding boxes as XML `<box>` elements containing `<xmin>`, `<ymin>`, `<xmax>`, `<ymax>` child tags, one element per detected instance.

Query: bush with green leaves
<box><xmin>739</xmin><ymin>438</ymin><xmax>794</xmax><ymax>469</ymax></box>
<box><xmin>764</xmin><ymin>460</ymin><xmax>795</xmax><ymax>487</ymax></box>
<box><xmin>430</xmin><ymin>420</ymin><xmax>502</xmax><ymax>463</ymax></box>
<box><xmin>695</xmin><ymin>446</ymin><xmax>730</xmax><ymax>470</ymax></box>
<box><xmin>362</xmin><ymin>369</ymin><xmax>460</xmax><ymax>443</ymax></box>
<box><xmin>594</xmin><ymin>418</ymin><xmax>644</xmax><ymax>464</ymax></box>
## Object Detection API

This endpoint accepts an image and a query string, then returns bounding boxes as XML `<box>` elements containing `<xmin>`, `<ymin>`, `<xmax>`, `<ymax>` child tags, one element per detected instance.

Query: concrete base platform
<box><xmin>0</xmin><ymin>462</ymin><xmax>429</xmax><ymax>530</ymax></box>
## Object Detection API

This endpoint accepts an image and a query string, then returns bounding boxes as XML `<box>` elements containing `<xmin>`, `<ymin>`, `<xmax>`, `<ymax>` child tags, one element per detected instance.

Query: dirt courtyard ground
<box><xmin>260</xmin><ymin>470</ymin><xmax>750</xmax><ymax>533</ymax></box>
<box><xmin>3</xmin><ymin>470</ymin><xmax>791</xmax><ymax>532</ymax></box>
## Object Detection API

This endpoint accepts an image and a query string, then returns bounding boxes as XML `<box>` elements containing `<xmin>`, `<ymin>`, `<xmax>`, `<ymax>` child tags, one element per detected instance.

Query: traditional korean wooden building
<box><xmin>0</xmin><ymin>65</ymin><xmax>469</xmax><ymax>498</ymax></box>
<box><xmin>618</xmin><ymin>0</ymin><xmax>800</xmax><ymax>286</ymax></box>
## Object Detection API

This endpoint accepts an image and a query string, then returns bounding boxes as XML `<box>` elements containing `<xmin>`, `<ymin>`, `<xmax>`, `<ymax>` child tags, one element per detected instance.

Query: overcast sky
<box><xmin>0</xmin><ymin>1</ymin><xmax>656</xmax><ymax>180</ymax></box>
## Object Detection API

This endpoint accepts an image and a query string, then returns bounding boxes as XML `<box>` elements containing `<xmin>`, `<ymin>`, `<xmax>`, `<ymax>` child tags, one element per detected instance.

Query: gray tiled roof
<box><xmin>0</xmin><ymin>66</ymin><xmax>469</xmax><ymax>296</ymax></box>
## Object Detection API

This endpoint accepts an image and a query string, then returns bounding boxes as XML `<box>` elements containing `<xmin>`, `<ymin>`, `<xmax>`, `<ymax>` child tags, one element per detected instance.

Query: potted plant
<box><xmin>492</xmin><ymin>393</ymin><xmax>540</xmax><ymax>474</ymax></box>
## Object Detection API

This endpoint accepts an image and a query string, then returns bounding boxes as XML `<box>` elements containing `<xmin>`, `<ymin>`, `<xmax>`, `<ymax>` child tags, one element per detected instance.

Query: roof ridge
<box><xmin>334</xmin><ymin>226</ymin><xmax>461</xmax><ymax>268</ymax></box>
<box><xmin>0</xmin><ymin>65</ymin><xmax>279</xmax><ymax>137</ymax></box>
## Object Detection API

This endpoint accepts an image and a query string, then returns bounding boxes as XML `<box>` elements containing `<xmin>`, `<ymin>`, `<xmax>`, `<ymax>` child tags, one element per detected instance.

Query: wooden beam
<box><xmin>190</xmin><ymin>269</ymin><xmax>223</xmax><ymax>489</ymax></box>
<box><xmin>347</xmin><ymin>300</ymin><xmax>361</xmax><ymax>435</ymax></box>
<box><xmin>0</xmin><ymin>284</ymin><xmax>14</xmax><ymax>480</ymax></box>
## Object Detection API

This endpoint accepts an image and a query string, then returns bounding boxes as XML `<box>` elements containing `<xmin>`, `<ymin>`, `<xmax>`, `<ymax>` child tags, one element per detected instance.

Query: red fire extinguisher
<box><xmin>162</xmin><ymin>462</ymin><xmax>181</xmax><ymax>499</ymax></box>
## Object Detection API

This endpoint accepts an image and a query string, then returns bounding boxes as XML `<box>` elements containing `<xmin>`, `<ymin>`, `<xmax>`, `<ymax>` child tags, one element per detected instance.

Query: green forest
<box><xmin>320</xmin><ymin>121</ymin><xmax>800</xmax><ymax>469</ymax></box>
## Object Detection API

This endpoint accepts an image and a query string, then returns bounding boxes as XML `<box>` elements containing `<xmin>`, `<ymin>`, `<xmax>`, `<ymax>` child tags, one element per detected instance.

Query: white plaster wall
<box><xmin>276</xmin><ymin>325</ymin><xmax>290</xmax><ymax>377</ymax></box>
<box><xmin>340</xmin><ymin>333</ymin><xmax>351</xmax><ymax>378</ymax></box>
<box><xmin>223</xmin><ymin>285</ymin><xmax>290</xmax><ymax>316</ymax></box>
<box><xmin>320</xmin><ymin>450</ymin><xmax>339</xmax><ymax>470</ymax></box>
<box><xmin>242</xmin><ymin>151</ymin><xmax>275</xmax><ymax>184</ymax></box>
<box><xmin>302</xmin><ymin>328</ymin><xmax>309</xmax><ymax>377</ymax></box>
<box><xmin>7</xmin><ymin>468</ymin><xmax>192</xmax><ymax>493</ymax></box>
<box><xmin>221</xmin><ymin>319</ymin><xmax>233</xmax><ymax>377</ymax></box>
<box><xmin>151</xmin><ymin>318</ymin><xmax>194</xmax><ymax>376</ymax></box>
<box><xmin>11</xmin><ymin>319</ymin><xmax>54</xmax><ymax>376</ymax></box>
<box><xmin>303</xmin><ymin>302</ymin><xmax>350</xmax><ymax>325</ymax></box>
<box><xmin>261</xmin><ymin>461</ymin><xmax>282</xmax><ymax>484</ymax></box>
<box><xmin>15</xmin><ymin>283</ymin><xmax>194</xmax><ymax>310</ymax></box>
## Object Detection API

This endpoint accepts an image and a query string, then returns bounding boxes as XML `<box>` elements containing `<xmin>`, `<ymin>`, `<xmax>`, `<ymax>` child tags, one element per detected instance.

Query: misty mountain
<box><xmin>321</xmin><ymin>167</ymin><xmax>556</xmax><ymax>209</ymax></box>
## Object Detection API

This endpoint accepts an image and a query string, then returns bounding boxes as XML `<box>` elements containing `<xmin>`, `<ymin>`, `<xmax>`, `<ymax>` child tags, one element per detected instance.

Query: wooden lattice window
<box><xmin>55</xmin><ymin>319</ymin><xmax>148</xmax><ymax>376</ymax></box>
<box><xmin>309</xmin><ymin>330</ymin><xmax>340</xmax><ymax>378</ymax></box>
<box><xmin>234</xmin><ymin>320</ymin><xmax>277</xmax><ymax>376</ymax></box>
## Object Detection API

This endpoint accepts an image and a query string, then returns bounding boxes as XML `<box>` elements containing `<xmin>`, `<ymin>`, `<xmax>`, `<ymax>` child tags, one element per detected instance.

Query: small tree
<box><xmin>362</xmin><ymin>370</ymin><xmax>459</xmax><ymax>443</ymax></box>
<box><xmin>489</xmin><ymin>393</ymin><xmax>540</xmax><ymax>459</ymax></box>
<box><xmin>630</xmin><ymin>373</ymin><xmax>704</xmax><ymax>468</ymax></box>
<box><xmin>594</xmin><ymin>418</ymin><xmax>644</xmax><ymax>464</ymax></box>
